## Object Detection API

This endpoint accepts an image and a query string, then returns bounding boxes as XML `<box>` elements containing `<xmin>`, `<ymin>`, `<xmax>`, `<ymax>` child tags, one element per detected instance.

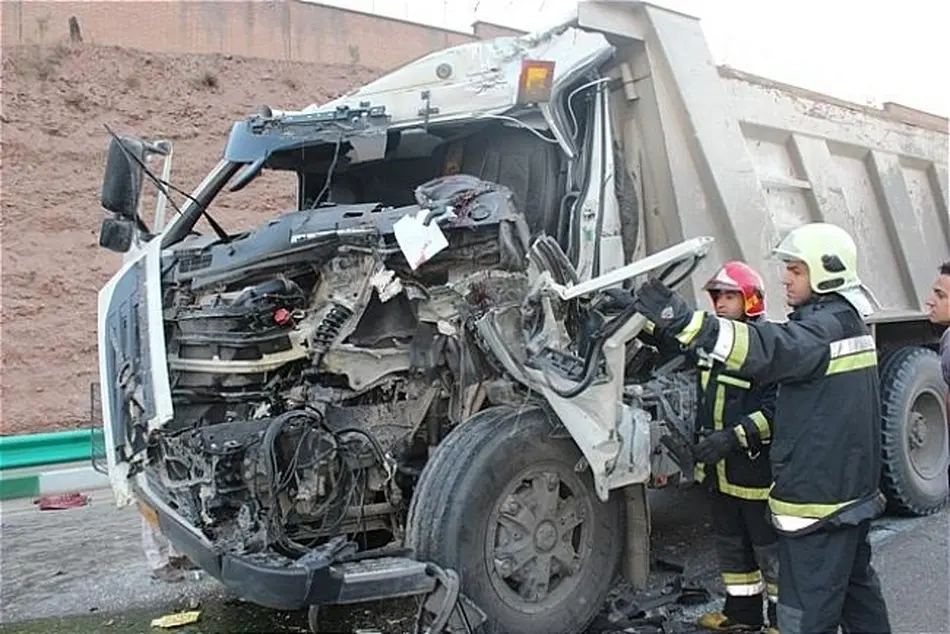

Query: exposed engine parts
<box><xmin>310</xmin><ymin>303</ymin><xmax>353</xmax><ymax>363</ymax></box>
<box><xmin>152</xmin><ymin>175</ymin><xmax>541</xmax><ymax>558</ymax></box>
<box><xmin>143</xmin><ymin>171</ymin><xmax>702</xmax><ymax>569</ymax></box>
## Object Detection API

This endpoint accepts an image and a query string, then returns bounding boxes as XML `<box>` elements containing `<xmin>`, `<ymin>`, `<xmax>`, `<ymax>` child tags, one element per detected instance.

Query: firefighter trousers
<box><xmin>776</xmin><ymin>520</ymin><xmax>891</xmax><ymax>634</ymax></box>
<box><xmin>709</xmin><ymin>490</ymin><xmax>779</xmax><ymax>626</ymax></box>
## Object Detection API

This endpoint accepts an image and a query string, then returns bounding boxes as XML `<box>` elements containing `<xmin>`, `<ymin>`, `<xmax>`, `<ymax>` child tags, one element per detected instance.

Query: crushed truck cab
<box><xmin>96</xmin><ymin>2</ymin><xmax>948</xmax><ymax>633</ymax></box>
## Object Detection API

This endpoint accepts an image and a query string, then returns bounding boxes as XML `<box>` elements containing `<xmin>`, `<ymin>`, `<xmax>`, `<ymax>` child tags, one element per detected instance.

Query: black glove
<box><xmin>693</xmin><ymin>428</ymin><xmax>740</xmax><ymax>464</ymax></box>
<box><xmin>632</xmin><ymin>278</ymin><xmax>695</xmax><ymax>337</ymax></box>
<box><xmin>596</xmin><ymin>287</ymin><xmax>635</xmax><ymax>312</ymax></box>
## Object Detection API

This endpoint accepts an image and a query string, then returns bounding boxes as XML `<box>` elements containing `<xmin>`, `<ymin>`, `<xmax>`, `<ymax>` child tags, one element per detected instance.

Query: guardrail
<box><xmin>1</xmin><ymin>382</ymin><xmax>107</xmax><ymax>473</ymax></box>
<box><xmin>0</xmin><ymin>428</ymin><xmax>104</xmax><ymax>471</ymax></box>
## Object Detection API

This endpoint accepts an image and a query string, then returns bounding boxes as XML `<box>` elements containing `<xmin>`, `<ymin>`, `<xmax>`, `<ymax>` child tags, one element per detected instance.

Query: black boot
<box><xmin>697</xmin><ymin>594</ymin><xmax>764</xmax><ymax>631</ymax></box>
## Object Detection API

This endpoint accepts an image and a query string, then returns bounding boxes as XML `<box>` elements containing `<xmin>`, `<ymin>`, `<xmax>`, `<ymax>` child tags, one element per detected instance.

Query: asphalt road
<box><xmin>873</xmin><ymin>509</ymin><xmax>950</xmax><ymax>633</ymax></box>
<box><xmin>0</xmin><ymin>486</ymin><xmax>946</xmax><ymax>633</ymax></box>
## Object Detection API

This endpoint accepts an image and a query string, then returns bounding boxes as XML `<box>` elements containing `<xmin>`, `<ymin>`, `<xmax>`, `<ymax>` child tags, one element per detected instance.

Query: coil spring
<box><xmin>311</xmin><ymin>303</ymin><xmax>353</xmax><ymax>360</ymax></box>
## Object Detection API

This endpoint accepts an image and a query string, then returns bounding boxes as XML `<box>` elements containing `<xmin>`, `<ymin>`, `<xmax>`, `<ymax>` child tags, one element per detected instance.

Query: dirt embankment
<box><xmin>1</xmin><ymin>42</ymin><xmax>379</xmax><ymax>435</ymax></box>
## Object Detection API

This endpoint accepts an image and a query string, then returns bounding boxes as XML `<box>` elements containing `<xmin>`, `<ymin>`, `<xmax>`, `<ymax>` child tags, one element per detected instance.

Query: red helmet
<box><xmin>703</xmin><ymin>261</ymin><xmax>767</xmax><ymax>318</ymax></box>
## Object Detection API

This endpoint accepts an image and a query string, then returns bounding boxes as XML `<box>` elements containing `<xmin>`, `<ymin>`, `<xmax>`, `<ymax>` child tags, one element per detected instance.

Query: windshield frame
<box><xmin>160</xmin><ymin>160</ymin><xmax>243</xmax><ymax>249</ymax></box>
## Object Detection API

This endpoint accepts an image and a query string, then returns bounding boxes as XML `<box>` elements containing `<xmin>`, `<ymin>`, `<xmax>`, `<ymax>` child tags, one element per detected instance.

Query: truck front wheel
<box><xmin>406</xmin><ymin>406</ymin><xmax>622</xmax><ymax>634</ymax></box>
<box><xmin>879</xmin><ymin>346</ymin><xmax>950</xmax><ymax>516</ymax></box>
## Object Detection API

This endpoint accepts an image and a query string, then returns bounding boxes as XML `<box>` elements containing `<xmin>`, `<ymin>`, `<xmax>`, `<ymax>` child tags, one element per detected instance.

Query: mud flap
<box><xmin>623</xmin><ymin>483</ymin><xmax>651</xmax><ymax>591</ymax></box>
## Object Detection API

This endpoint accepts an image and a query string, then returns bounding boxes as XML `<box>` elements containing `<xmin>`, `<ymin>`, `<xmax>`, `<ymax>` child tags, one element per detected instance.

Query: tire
<box><xmin>406</xmin><ymin>406</ymin><xmax>622</xmax><ymax>634</ymax></box>
<box><xmin>879</xmin><ymin>346</ymin><xmax>950</xmax><ymax>516</ymax></box>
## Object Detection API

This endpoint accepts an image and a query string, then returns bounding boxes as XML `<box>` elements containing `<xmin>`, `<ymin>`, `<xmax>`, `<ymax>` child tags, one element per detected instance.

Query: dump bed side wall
<box><xmin>720</xmin><ymin>69</ymin><xmax>949</xmax><ymax>322</ymax></box>
<box><xmin>580</xmin><ymin>1</ymin><xmax>949</xmax><ymax>324</ymax></box>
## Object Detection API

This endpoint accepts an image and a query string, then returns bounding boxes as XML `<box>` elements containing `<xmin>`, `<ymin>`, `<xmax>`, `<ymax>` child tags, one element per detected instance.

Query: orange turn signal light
<box><xmin>517</xmin><ymin>59</ymin><xmax>556</xmax><ymax>104</ymax></box>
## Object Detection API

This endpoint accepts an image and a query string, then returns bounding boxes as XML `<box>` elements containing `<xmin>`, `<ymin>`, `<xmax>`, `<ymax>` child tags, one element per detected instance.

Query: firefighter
<box><xmin>691</xmin><ymin>261</ymin><xmax>779</xmax><ymax>633</ymax></box>
<box><xmin>631</xmin><ymin>223</ymin><xmax>892</xmax><ymax>634</ymax></box>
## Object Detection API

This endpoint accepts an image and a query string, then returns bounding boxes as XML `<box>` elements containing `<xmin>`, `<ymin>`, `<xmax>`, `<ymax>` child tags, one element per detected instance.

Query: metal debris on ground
<box><xmin>411</xmin><ymin>563</ymin><xmax>486</xmax><ymax>634</ymax></box>
<box><xmin>592</xmin><ymin>575</ymin><xmax>712</xmax><ymax>634</ymax></box>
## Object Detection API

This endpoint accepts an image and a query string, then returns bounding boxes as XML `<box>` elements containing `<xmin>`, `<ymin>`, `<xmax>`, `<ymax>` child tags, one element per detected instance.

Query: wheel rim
<box><xmin>484</xmin><ymin>463</ymin><xmax>593</xmax><ymax>612</ymax></box>
<box><xmin>906</xmin><ymin>389</ymin><xmax>948</xmax><ymax>480</ymax></box>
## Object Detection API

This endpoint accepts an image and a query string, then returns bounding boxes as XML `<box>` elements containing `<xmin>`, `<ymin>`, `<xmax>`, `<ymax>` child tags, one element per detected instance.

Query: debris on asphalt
<box><xmin>34</xmin><ymin>492</ymin><xmax>90</xmax><ymax>511</ymax></box>
<box><xmin>592</xmin><ymin>575</ymin><xmax>712</xmax><ymax>634</ymax></box>
<box><xmin>149</xmin><ymin>610</ymin><xmax>201</xmax><ymax>629</ymax></box>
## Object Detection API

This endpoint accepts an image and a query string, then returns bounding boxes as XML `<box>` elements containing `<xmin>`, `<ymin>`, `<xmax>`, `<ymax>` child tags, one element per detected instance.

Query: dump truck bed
<box><xmin>579</xmin><ymin>1</ymin><xmax>949</xmax><ymax>323</ymax></box>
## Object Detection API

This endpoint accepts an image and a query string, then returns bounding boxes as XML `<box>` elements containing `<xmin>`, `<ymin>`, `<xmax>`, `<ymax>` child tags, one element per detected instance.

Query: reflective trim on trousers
<box><xmin>723</xmin><ymin>571</ymin><xmax>765</xmax><ymax>596</ymax></box>
<box><xmin>726</xmin><ymin>581</ymin><xmax>766</xmax><ymax>596</ymax></box>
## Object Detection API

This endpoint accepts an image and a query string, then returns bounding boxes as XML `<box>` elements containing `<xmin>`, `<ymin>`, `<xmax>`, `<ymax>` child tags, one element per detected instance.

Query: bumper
<box><xmin>143</xmin><ymin>490</ymin><xmax>436</xmax><ymax>611</ymax></box>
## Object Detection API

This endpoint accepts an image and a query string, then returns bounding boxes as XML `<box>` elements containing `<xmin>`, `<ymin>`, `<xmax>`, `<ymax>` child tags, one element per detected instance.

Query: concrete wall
<box><xmin>472</xmin><ymin>20</ymin><xmax>527</xmax><ymax>40</ymax></box>
<box><xmin>0</xmin><ymin>0</ymin><xmax>527</xmax><ymax>71</ymax></box>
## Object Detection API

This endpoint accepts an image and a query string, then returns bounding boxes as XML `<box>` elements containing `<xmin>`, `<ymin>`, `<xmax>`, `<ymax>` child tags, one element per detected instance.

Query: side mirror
<box><xmin>101</xmin><ymin>136</ymin><xmax>147</xmax><ymax>219</ymax></box>
<box><xmin>98</xmin><ymin>216</ymin><xmax>135</xmax><ymax>253</ymax></box>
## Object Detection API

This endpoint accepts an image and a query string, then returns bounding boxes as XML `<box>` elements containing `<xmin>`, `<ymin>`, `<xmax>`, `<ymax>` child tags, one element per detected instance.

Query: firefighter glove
<box><xmin>633</xmin><ymin>278</ymin><xmax>698</xmax><ymax>340</ymax></box>
<box><xmin>693</xmin><ymin>428</ymin><xmax>741</xmax><ymax>464</ymax></box>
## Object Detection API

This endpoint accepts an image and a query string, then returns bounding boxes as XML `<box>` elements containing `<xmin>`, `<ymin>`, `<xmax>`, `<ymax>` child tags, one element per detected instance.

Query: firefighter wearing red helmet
<box><xmin>693</xmin><ymin>261</ymin><xmax>780</xmax><ymax>633</ymax></box>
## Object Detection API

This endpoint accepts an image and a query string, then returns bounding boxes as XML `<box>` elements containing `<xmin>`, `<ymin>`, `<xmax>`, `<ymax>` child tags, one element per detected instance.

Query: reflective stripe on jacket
<box><xmin>701</xmin><ymin>294</ymin><xmax>885</xmax><ymax>534</ymax></box>
<box><xmin>694</xmin><ymin>348</ymin><xmax>777</xmax><ymax>500</ymax></box>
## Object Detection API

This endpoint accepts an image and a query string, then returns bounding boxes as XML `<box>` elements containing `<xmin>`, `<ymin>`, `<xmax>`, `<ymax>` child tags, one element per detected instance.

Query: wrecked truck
<box><xmin>95</xmin><ymin>2</ymin><xmax>950</xmax><ymax>633</ymax></box>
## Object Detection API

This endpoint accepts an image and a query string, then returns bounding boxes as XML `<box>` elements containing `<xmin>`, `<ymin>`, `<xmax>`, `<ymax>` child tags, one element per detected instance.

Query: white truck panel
<box><xmin>579</xmin><ymin>1</ymin><xmax>948</xmax><ymax>323</ymax></box>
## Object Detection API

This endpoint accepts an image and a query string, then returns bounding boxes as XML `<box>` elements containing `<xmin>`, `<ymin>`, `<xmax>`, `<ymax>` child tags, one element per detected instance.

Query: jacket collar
<box><xmin>788</xmin><ymin>293</ymin><xmax>848</xmax><ymax>321</ymax></box>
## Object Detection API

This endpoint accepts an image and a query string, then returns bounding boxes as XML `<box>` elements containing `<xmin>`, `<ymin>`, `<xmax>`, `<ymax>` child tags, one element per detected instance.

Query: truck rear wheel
<box><xmin>879</xmin><ymin>346</ymin><xmax>950</xmax><ymax>516</ymax></box>
<box><xmin>406</xmin><ymin>406</ymin><xmax>622</xmax><ymax>634</ymax></box>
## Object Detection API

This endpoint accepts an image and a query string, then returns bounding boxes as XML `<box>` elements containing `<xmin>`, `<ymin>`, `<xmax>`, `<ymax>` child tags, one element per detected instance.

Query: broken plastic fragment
<box><xmin>370</xmin><ymin>268</ymin><xmax>404</xmax><ymax>303</ymax></box>
<box><xmin>393</xmin><ymin>208</ymin><xmax>449</xmax><ymax>271</ymax></box>
<box><xmin>150</xmin><ymin>610</ymin><xmax>201</xmax><ymax>629</ymax></box>
<box><xmin>436</xmin><ymin>320</ymin><xmax>457</xmax><ymax>336</ymax></box>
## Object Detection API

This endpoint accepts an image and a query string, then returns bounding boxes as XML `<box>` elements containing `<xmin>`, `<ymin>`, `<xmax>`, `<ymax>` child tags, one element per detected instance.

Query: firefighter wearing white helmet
<box><xmin>771</xmin><ymin>222</ymin><xmax>874</xmax><ymax>316</ymax></box>
<box><xmin>631</xmin><ymin>222</ymin><xmax>892</xmax><ymax>634</ymax></box>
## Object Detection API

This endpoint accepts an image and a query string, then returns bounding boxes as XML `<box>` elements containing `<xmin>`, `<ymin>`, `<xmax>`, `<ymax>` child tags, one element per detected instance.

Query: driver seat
<box><xmin>449</xmin><ymin>124</ymin><xmax>563</xmax><ymax>238</ymax></box>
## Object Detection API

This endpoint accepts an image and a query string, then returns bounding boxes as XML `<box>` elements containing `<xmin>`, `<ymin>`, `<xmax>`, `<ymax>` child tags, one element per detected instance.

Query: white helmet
<box><xmin>772</xmin><ymin>222</ymin><xmax>876</xmax><ymax>316</ymax></box>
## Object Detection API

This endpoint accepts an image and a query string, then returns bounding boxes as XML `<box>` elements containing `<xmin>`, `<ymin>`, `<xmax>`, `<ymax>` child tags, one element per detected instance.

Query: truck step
<box><xmin>334</xmin><ymin>556</ymin><xmax>438</xmax><ymax>604</ymax></box>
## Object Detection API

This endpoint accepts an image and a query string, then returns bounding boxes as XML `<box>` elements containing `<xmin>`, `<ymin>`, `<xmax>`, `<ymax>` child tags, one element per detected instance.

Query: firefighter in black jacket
<box><xmin>691</xmin><ymin>261</ymin><xmax>780</xmax><ymax>633</ymax></box>
<box><xmin>633</xmin><ymin>223</ymin><xmax>891</xmax><ymax>634</ymax></box>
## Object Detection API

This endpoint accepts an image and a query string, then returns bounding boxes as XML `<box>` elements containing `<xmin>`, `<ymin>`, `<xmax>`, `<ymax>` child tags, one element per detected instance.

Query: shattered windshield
<box><xmin>223</xmin><ymin>105</ymin><xmax>391</xmax><ymax>173</ymax></box>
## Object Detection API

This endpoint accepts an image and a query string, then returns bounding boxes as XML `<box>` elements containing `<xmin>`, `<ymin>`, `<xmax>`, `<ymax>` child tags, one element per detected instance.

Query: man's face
<box><xmin>783</xmin><ymin>261</ymin><xmax>812</xmax><ymax>307</ymax></box>
<box><xmin>710</xmin><ymin>290</ymin><xmax>746</xmax><ymax>320</ymax></box>
<box><xmin>925</xmin><ymin>274</ymin><xmax>950</xmax><ymax>325</ymax></box>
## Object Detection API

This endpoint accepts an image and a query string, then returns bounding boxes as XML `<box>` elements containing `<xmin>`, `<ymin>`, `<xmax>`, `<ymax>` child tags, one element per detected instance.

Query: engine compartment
<box><xmin>151</xmin><ymin>175</ymin><xmax>540</xmax><ymax>559</ymax></box>
<box><xmin>131</xmin><ymin>95</ymin><xmax>702</xmax><ymax>564</ymax></box>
